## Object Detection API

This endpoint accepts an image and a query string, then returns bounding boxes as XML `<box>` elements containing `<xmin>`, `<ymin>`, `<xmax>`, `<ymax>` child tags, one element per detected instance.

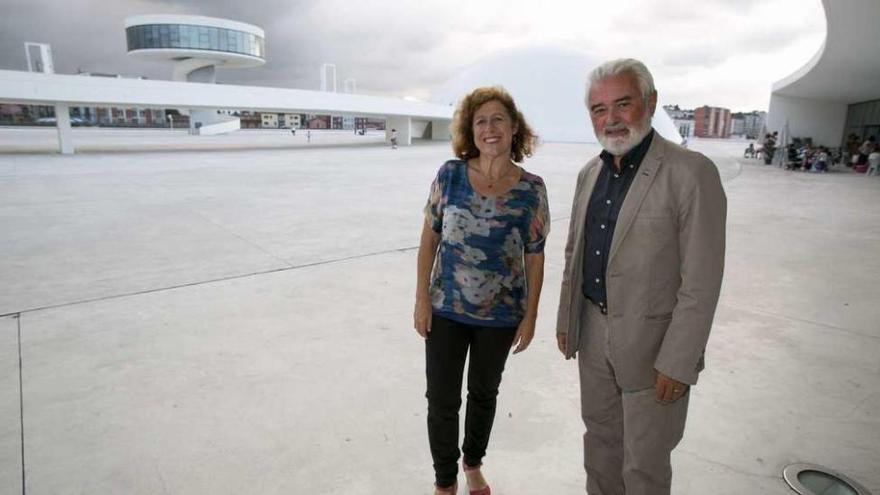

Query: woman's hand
<box><xmin>511</xmin><ymin>317</ymin><xmax>536</xmax><ymax>354</ymax></box>
<box><xmin>413</xmin><ymin>297</ymin><xmax>432</xmax><ymax>338</ymax></box>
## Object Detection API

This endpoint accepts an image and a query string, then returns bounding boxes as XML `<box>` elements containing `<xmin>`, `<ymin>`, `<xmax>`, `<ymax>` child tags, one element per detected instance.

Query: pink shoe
<box><xmin>462</xmin><ymin>461</ymin><xmax>491</xmax><ymax>495</ymax></box>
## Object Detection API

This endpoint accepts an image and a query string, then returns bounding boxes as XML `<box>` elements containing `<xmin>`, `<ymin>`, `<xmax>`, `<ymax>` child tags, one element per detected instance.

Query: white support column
<box><xmin>54</xmin><ymin>103</ymin><xmax>74</xmax><ymax>154</ymax></box>
<box><xmin>385</xmin><ymin>115</ymin><xmax>412</xmax><ymax>146</ymax></box>
<box><xmin>431</xmin><ymin>119</ymin><xmax>451</xmax><ymax>141</ymax></box>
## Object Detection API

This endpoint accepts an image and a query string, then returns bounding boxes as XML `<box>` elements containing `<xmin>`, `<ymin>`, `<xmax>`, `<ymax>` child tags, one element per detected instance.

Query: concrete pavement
<box><xmin>0</xmin><ymin>134</ymin><xmax>877</xmax><ymax>494</ymax></box>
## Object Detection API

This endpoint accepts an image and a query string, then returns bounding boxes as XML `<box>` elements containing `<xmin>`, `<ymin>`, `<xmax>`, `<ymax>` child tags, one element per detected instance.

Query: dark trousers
<box><xmin>425</xmin><ymin>315</ymin><xmax>517</xmax><ymax>488</ymax></box>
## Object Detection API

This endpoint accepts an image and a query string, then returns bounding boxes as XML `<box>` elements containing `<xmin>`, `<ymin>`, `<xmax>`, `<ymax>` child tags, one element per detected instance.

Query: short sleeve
<box><xmin>423</xmin><ymin>165</ymin><xmax>447</xmax><ymax>233</ymax></box>
<box><xmin>525</xmin><ymin>181</ymin><xmax>550</xmax><ymax>253</ymax></box>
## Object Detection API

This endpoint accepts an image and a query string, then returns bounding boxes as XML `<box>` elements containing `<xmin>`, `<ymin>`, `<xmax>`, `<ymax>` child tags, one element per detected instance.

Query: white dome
<box><xmin>432</xmin><ymin>46</ymin><xmax>682</xmax><ymax>145</ymax></box>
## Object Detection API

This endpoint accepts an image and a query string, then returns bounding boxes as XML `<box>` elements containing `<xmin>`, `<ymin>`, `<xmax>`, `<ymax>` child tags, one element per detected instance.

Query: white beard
<box><xmin>597</xmin><ymin>116</ymin><xmax>653</xmax><ymax>156</ymax></box>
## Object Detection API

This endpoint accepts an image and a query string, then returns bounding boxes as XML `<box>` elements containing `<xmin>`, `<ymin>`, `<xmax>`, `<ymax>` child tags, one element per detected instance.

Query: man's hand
<box><xmin>556</xmin><ymin>333</ymin><xmax>573</xmax><ymax>359</ymax></box>
<box><xmin>655</xmin><ymin>370</ymin><xmax>688</xmax><ymax>404</ymax></box>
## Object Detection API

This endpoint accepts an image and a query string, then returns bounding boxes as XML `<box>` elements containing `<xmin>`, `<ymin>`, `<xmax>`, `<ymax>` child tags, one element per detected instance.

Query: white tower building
<box><xmin>124</xmin><ymin>15</ymin><xmax>266</xmax><ymax>134</ymax></box>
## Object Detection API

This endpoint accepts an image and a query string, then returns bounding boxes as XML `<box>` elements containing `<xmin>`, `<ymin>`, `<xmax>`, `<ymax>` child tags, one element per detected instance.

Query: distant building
<box><xmin>307</xmin><ymin>115</ymin><xmax>330</xmax><ymax>129</ymax></box>
<box><xmin>663</xmin><ymin>104</ymin><xmax>691</xmax><ymax>120</ymax></box>
<box><xmin>664</xmin><ymin>105</ymin><xmax>695</xmax><ymax>139</ymax></box>
<box><xmin>673</xmin><ymin>118</ymin><xmax>695</xmax><ymax>138</ymax></box>
<box><xmin>239</xmin><ymin>111</ymin><xmax>261</xmax><ymax>129</ymax></box>
<box><xmin>730</xmin><ymin>117</ymin><xmax>745</xmax><ymax>136</ymax></box>
<box><xmin>280</xmin><ymin>113</ymin><xmax>301</xmax><ymax>129</ymax></box>
<box><xmin>743</xmin><ymin>111</ymin><xmax>767</xmax><ymax>139</ymax></box>
<box><xmin>694</xmin><ymin>106</ymin><xmax>732</xmax><ymax>138</ymax></box>
<box><xmin>0</xmin><ymin>104</ymin><xmax>26</xmax><ymax>124</ymax></box>
<box><xmin>367</xmin><ymin>118</ymin><xmax>386</xmax><ymax>130</ymax></box>
<box><xmin>86</xmin><ymin>106</ymin><xmax>166</xmax><ymax>126</ymax></box>
<box><xmin>261</xmin><ymin>113</ymin><xmax>278</xmax><ymax>128</ymax></box>
<box><xmin>0</xmin><ymin>102</ymin><xmax>168</xmax><ymax>127</ymax></box>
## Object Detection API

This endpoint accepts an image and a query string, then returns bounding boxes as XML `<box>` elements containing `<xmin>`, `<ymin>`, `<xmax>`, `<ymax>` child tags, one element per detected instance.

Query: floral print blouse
<box><xmin>424</xmin><ymin>160</ymin><xmax>550</xmax><ymax>327</ymax></box>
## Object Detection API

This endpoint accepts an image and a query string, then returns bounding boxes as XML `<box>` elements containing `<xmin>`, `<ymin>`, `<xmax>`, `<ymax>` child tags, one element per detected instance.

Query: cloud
<box><xmin>0</xmin><ymin>0</ymin><xmax>826</xmax><ymax>111</ymax></box>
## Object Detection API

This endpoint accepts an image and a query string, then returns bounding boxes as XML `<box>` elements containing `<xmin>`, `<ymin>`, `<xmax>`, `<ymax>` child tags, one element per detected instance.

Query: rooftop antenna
<box><xmin>24</xmin><ymin>42</ymin><xmax>54</xmax><ymax>74</ymax></box>
<box><xmin>320</xmin><ymin>63</ymin><xmax>337</xmax><ymax>92</ymax></box>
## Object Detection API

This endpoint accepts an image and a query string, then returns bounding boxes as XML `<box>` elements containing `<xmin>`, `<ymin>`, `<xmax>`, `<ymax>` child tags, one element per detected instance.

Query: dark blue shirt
<box><xmin>582</xmin><ymin>130</ymin><xmax>655</xmax><ymax>313</ymax></box>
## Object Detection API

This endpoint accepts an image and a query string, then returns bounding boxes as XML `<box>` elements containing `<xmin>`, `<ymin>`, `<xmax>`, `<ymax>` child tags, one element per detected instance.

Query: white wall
<box><xmin>0</xmin><ymin>69</ymin><xmax>452</xmax><ymax>120</ymax></box>
<box><xmin>767</xmin><ymin>94</ymin><xmax>848</xmax><ymax>147</ymax></box>
<box><xmin>410</xmin><ymin>120</ymin><xmax>429</xmax><ymax>139</ymax></box>
<box><xmin>430</xmin><ymin>119</ymin><xmax>451</xmax><ymax>141</ymax></box>
<box><xmin>385</xmin><ymin>116</ymin><xmax>411</xmax><ymax>146</ymax></box>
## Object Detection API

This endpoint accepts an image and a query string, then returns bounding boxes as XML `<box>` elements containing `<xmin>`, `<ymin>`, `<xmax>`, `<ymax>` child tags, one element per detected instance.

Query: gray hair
<box><xmin>585</xmin><ymin>58</ymin><xmax>656</xmax><ymax>103</ymax></box>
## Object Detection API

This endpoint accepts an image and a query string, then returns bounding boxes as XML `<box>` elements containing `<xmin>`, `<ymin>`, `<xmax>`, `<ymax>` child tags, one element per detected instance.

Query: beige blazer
<box><xmin>556</xmin><ymin>133</ymin><xmax>726</xmax><ymax>391</ymax></box>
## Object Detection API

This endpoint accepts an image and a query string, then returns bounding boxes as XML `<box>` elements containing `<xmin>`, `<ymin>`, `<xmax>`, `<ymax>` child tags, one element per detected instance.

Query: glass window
<box><xmin>198</xmin><ymin>26</ymin><xmax>209</xmax><ymax>49</ymax></box>
<box><xmin>159</xmin><ymin>25</ymin><xmax>169</xmax><ymax>48</ymax></box>
<box><xmin>181</xmin><ymin>25</ymin><xmax>192</xmax><ymax>48</ymax></box>
<box><xmin>124</xmin><ymin>23</ymin><xmax>263</xmax><ymax>57</ymax></box>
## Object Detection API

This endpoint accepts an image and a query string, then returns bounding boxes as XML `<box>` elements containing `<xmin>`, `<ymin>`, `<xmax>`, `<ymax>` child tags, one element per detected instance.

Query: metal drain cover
<box><xmin>783</xmin><ymin>463</ymin><xmax>872</xmax><ymax>495</ymax></box>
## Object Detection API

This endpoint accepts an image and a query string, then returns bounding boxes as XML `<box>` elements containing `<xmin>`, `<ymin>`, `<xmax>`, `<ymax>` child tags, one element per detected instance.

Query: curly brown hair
<box><xmin>450</xmin><ymin>86</ymin><xmax>537</xmax><ymax>163</ymax></box>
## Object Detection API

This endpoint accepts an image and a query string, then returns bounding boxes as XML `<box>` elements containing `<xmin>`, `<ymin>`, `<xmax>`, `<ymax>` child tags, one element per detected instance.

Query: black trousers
<box><xmin>425</xmin><ymin>314</ymin><xmax>517</xmax><ymax>488</ymax></box>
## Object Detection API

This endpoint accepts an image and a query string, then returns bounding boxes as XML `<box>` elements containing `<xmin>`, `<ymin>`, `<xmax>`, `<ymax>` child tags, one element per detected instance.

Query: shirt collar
<box><xmin>600</xmin><ymin>129</ymin><xmax>655</xmax><ymax>172</ymax></box>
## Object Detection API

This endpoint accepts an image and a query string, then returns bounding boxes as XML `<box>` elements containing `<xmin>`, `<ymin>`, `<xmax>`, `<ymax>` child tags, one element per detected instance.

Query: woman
<box><xmin>414</xmin><ymin>86</ymin><xmax>549</xmax><ymax>495</ymax></box>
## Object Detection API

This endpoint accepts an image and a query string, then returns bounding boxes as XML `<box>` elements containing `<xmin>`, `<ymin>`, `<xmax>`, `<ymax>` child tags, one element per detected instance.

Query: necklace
<box><xmin>470</xmin><ymin>163</ymin><xmax>518</xmax><ymax>189</ymax></box>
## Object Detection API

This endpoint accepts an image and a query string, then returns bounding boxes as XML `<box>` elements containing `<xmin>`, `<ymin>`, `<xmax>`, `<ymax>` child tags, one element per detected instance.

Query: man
<box><xmin>556</xmin><ymin>59</ymin><xmax>726</xmax><ymax>494</ymax></box>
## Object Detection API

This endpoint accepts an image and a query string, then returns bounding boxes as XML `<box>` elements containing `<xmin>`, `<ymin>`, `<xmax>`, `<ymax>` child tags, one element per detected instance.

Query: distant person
<box><xmin>814</xmin><ymin>147</ymin><xmax>828</xmax><ymax>173</ymax></box>
<box><xmin>290</xmin><ymin>128</ymin><xmax>296</xmax><ymax>136</ymax></box>
<box><xmin>556</xmin><ymin>58</ymin><xmax>726</xmax><ymax>495</ymax></box>
<box><xmin>744</xmin><ymin>142</ymin><xmax>756</xmax><ymax>158</ymax></box>
<box><xmin>858</xmin><ymin>136</ymin><xmax>876</xmax><ymax>165</ymax></box>
<box><xmin>415</xmin><ymin>86</ymin><xmax>549</xmax><ymax>495</ymax></box>
<box><xmin>762</xmin><ymin>133</ymin><xmax>776</xmax><ymax>165</ymax></box>
<box><xmin>391</xmin><ymin>128</ymin><xmax>399</xmax><ymax>149</ymax></box>
<box><xmin>846</xmin><ymin>133</ymin><xmax>861</xmax><ymax>167</ymax></box>
<box><xmin>681</xmin><ymin>136</ymin><xmax>688</xmax><ymax>148</ymax></box>
<box><xmin>307</xmin><ymin>130</ymin><xmax>311</xmax><ymax>143</ymax></box>
<box><xmin>867</xmin><ymin>149</ymin><xmax>880</xmax><ymax>176</ymax></box>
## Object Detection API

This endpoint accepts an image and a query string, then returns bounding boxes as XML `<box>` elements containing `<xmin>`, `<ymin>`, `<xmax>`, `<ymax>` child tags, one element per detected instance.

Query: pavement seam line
<box><xmin>0</xmin><ymin>245</ymin><xmax>419</xmax><ymax>317</ymax></box>
<box><xmin>0</xmin><ymin>198</ymin><xmax>715</xmax><ymax>317</ymax></box>
<box><xmin>15</xmin><ymin>314</ymin><xmax>25</xmax><ymax>495</ymax></box>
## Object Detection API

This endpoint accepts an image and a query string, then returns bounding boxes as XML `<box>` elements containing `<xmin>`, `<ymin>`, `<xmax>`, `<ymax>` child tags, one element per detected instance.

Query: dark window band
<box><xmin>126</xmin><ymin>24</ymin><xmax>265</xmax><ymax>59</ymax></box>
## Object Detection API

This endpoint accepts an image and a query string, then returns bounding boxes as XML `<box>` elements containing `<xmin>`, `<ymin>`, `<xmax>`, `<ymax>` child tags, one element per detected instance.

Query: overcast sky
<box><xmin>0</xmin><ymin>0</ymin><xmax>825</xmax><ymax>112</ymax></box>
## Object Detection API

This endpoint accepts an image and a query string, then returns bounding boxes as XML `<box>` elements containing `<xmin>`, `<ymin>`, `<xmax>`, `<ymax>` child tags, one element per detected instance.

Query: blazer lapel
<box><xmin>608</xmin><ymin>136</ymin><xmax>665</xmax><ymax>264</ymax></box>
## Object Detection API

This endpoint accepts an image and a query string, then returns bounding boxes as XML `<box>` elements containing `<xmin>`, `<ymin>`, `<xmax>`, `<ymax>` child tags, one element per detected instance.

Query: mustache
<box><xmin>604</xmin><ymin>123</ymin><xmax>630</xmax><ymax>135</ymax></box>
